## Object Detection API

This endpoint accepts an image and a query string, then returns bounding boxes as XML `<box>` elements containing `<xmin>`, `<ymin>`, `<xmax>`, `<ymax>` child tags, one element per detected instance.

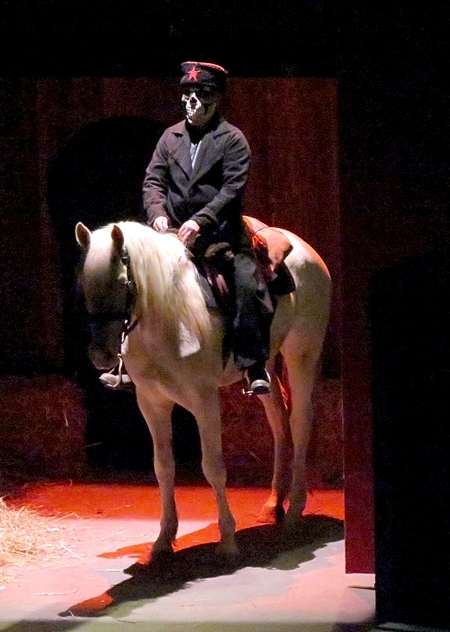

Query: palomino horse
<box><xmin>75</xmin><ymin>218</ymin><xmax>331</xmax><ymax>557</ymax></box>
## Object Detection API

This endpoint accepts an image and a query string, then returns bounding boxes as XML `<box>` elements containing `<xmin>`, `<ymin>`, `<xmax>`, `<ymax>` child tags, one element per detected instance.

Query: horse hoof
<box><xmin>150</xmin><ymin>545</ymin><xmax>175</xmax><ymax>563</ymax></box>
<box><xmin>216</xmin><ymin>540</ymin><xmax>239</xmax><ymax>558</ymax></box>
<box><xmin>257</xmin><ymin>504</ymin><xmax>285</xmax><ymax>524</ymax></box>
<box><xmin>282</xmin><ymin>513</ymin><xmax>304</xmax><ymax>534</ymax></box>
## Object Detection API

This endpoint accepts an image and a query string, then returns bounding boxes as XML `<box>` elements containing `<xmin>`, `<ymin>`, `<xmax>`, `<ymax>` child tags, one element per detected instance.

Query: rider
<box><xmin>101</xmin><ymin>61</ymin><xmax>273</xmax><ymax>394</ymax></box>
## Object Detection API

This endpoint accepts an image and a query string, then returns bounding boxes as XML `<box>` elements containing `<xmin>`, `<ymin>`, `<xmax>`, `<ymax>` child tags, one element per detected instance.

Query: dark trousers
<box><xmin>232</xmin><ymin>252</ymin><xmax>274</xmax><ymax>371</ymax></box>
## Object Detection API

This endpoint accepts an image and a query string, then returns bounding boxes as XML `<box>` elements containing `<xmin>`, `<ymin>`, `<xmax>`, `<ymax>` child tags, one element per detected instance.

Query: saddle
<box><xmin>196</xmin><ymin>216</ymin><xmax>296</xmax><ymax>312</ymax></box>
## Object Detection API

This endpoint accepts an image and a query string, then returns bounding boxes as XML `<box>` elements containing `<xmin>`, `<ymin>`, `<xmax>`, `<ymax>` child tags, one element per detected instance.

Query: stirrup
<box><xmin>99</xmin><ymin>355</ymin><xmax>134</xmax><ymax>392</ymax></box>
<box><xmin>242</xmin><ymin>366</ymin><xmax>271</xmax><ymax>396</ymax></box>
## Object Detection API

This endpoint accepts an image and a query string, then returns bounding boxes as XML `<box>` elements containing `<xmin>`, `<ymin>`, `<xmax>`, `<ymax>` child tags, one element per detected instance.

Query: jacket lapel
<box><xmin>171</xmin><ymin>124</ymin><xmax>192</xmax><ymax>178</ymax></box>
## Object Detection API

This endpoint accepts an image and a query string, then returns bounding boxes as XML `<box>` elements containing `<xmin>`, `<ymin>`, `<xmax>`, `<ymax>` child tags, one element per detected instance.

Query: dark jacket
<box><xmin>143</xmin><ymin>115</ymin><xmax>252</xmax><ymax>251</ymax></box>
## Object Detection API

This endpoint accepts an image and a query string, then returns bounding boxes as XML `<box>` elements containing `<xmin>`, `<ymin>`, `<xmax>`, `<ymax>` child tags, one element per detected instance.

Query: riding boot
<box><xmin>233</xmin><ymin>252</ymin><xmax>273</xmax><ymax>396</ymax></box>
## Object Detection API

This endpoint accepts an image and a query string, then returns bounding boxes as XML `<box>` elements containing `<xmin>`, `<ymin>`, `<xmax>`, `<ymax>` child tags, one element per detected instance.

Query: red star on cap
<box><xmin>187</xmin><ymin>65</ymin><xmax>200</xmax><ymax>81</ymax></box>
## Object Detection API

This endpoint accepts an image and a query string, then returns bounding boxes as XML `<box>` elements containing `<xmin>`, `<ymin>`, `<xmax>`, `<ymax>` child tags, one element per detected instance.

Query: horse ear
<box><xmin>111</xmin><ymin>224</ymin><xmax>125</xmax><ymax>255</ymax></box>
<box><xmin>75</xmin><ymin>222</ymin><xmax>91</xmax><ymax>251</ymax></box>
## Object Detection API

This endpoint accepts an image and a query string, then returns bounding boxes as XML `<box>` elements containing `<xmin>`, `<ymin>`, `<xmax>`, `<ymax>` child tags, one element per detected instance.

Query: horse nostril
<box><xmin>89</xmin><ymin>347</ymin><xmax>116</xmax><ymax>371</ymax></box>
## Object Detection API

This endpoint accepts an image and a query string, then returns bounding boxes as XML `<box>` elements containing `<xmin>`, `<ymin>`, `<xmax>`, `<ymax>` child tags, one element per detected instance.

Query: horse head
<box><xmin>75</xmin><ymin>222</ymin><xmax>136</xmax><ymax>370</ymax></box>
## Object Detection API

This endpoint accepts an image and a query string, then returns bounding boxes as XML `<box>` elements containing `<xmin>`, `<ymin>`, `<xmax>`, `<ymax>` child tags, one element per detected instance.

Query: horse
<box><xmin>75</xmin><ymin>218</ymin><xmax>331</xmax><ymax>558</ymax></box>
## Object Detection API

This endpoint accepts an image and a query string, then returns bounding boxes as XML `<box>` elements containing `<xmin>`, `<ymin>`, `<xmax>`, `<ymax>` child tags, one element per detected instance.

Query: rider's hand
<box><xmin>153</xmin><ymin>216</ymin><xmax>169</xmax><ymax>232</ymax></box>
<box><xmin>178</xmin><ymin>220</ymin><xmax>200</xmax><ymax>245</ymax></box>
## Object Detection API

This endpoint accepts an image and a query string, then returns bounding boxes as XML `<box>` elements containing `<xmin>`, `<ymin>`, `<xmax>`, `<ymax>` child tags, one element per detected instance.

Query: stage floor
<box><xmin>0</xmin><ymin>482</ymin><xmax>375</xmax><ymax>631</ymax></box>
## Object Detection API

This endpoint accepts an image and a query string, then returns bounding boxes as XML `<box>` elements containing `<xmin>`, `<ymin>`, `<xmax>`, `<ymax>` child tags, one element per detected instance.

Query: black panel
<box><xmin>370</xmin><ymin>251</ymin><xmax>450</xmax><ymax>628</ymax></box>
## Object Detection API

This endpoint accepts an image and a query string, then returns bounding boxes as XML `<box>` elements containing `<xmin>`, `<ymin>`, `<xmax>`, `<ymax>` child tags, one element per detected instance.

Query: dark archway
<box><xmin>48</xmin><ymin>116</ymin><xmax>165</xmax><ymax>372</ymax></box>
<box><xmin>47</xmin><ymin>117</ymin><xmax>200</xmax><ymax>474</ymax></box>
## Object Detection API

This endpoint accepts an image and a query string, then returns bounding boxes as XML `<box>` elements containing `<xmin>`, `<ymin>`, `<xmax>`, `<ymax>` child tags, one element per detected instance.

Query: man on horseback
<box><xmin>144</xmin><ymin>61</ymin><xmax>273</xmax><ymax>395</ymax></box>
<box><xmin>101</xmin><ymin>61</ymin><xmax>273</xmax><ymax>394</ymax></box>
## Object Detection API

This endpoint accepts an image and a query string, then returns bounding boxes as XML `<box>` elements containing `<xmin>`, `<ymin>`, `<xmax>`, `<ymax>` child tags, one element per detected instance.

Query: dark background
<box><xmin>2</xmin><ymin>2</ymin><xmax>450</xmax><ymax>628</ymax></box>
<box><xmin>1</xmin><ymin>0</ymin><xmax>336</xmax><ymax>77</ymax></box>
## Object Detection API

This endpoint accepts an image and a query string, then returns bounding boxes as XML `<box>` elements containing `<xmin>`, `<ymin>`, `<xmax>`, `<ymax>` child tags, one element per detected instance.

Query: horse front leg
<box><xmin>136</xmin><ymin>392</ymin><xmax>178</xmax><ymax>560</ymax></box>
<box><xmin>193</xmin><ymin>391</ymin><xmax>238</xmax><ymax>556</ymax></box>
<box><xmin>257</xmin><ymin>369</ymin><xmax>293</xmax><ymax>524</ymax></box>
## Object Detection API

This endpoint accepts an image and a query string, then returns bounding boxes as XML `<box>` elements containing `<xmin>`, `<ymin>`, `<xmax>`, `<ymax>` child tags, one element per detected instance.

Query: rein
<box><xmin>119</xmin><ymin>247</ymin><xmax>139</xmax><ymax>338</ymax></box>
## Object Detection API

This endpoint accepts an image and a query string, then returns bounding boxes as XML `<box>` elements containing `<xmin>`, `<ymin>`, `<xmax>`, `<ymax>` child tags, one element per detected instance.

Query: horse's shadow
<box><xmin>60</xmin><ymin>514</ymin><xmax>343</xmax><ymax>619</ymax></box>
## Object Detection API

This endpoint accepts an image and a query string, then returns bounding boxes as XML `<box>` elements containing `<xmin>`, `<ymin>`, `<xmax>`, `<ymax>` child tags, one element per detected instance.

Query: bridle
<box><xmin>87</xmin><ymin>246</ymin><xmax>139</xmax><ymax>344</ymax></box>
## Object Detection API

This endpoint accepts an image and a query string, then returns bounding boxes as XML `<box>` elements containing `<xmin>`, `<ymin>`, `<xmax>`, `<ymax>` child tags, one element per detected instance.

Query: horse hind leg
<box><xmin>282</xmin><ymin>334</ymin><xmax>322</xmax><ymax>531</ymax></box>
<box><xmin>257</xmin><ymin>356</ymin><xmax>293</xmax><ymax>524</ymax></box>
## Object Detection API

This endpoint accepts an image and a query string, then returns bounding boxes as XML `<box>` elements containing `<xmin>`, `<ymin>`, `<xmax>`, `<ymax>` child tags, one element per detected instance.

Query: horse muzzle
<box><xmin>88</xmin><ymin>345</ymin><xmax>119</xmax><ymax>371</ymax></box>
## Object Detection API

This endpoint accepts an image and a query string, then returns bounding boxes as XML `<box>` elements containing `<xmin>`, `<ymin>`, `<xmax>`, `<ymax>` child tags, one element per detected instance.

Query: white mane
<box><xmin>85</xmin><ymin>221</ymin><xmax>212</xmax><ymax>345</ymax></box>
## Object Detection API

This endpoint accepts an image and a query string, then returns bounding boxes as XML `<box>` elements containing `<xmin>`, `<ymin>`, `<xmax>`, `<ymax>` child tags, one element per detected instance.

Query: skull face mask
<box><xmin>181</xmin><ymin>85</ymin><xmax>218</xmax><ymax>126</ymax></box>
